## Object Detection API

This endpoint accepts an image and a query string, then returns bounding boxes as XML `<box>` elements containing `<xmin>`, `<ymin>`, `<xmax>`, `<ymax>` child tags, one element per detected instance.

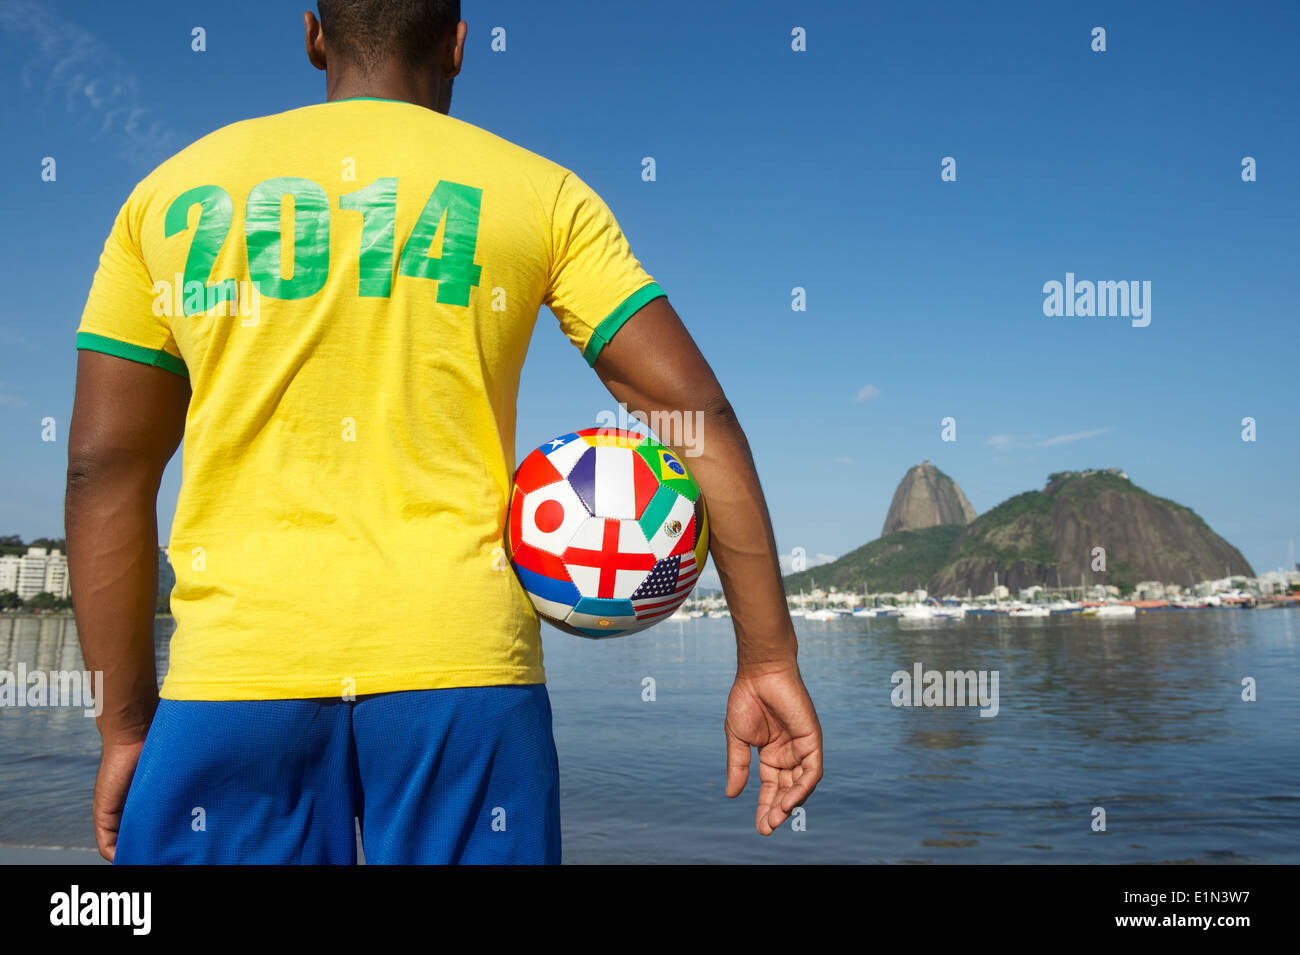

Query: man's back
<box><xmin>67</xmin><ymin>3</ymin><xmax>819</xmax><ymax>866</ymax></box>
<box><xmin>76</xmin><ymin>98</ymin><xmax>665</xmax><ymax>701</ymax></box>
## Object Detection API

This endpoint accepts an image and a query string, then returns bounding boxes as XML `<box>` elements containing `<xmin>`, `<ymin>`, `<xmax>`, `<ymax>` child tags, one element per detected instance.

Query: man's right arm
<box><xmin>591</xmin><ymin>295</ymin><xmax>824</xmax><ymax>834</ymax></box>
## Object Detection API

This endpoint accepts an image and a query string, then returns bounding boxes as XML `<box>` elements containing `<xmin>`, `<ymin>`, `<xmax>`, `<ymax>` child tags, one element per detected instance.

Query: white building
<box><xmin>44</xmin><ymin>549</ymin><xmax>70</xmax><ymax>599</ymax></box>
<box><xmin>825</xmin><ymin>589</ymin><xmax>860</xmax><ymax>607</ymax></box>
<box><xmin>1256</xmin><ymin>570</ymin><xmax>1297</xmax><ymax>596</ymax></box>
<box><xmin>0</xmin><ymin>554</ymin><xmax>18</xmax><ymax>593</ymax></box>
<box><xmin>12</xmin><ymin>547</ymin><xmax>70</xmax><ymax>600</ymax></box>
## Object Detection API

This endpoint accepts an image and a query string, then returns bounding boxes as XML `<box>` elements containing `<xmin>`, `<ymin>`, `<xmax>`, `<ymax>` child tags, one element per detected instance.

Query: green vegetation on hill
<box><xmin>947</xmin><ymin>490</ymin><xmax>1055</xmax><ymax>567</ymax></box>
<box><xmin>783</xmin><ymin>524</ymin><xmax>963</xmax><ymax>595</ymax></box>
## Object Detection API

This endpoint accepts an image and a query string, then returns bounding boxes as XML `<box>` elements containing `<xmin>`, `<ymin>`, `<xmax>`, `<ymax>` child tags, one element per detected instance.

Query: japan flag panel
<box><xmin>519</xmin><ymin>480</ymin><xmax>589</xmax><ymax>556</ymax></box>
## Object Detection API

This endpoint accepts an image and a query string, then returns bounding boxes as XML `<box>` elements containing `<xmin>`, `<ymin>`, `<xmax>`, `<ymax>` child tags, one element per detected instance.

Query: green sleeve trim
<box><xmin>581</xmin><ymin>282</ymin><xmax>666</xmax><ymax>367</ymax></box>
<box><xmin>76</xmin><ymin>332</ymin><xmax>189</xmax><ymax>379</ymax></box>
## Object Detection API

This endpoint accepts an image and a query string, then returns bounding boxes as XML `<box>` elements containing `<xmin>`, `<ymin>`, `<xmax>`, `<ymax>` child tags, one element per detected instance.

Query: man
<box><xmin>66</xmin><ymin>0</ymin><xmax>822</xmax><ymax>864</ymax></box>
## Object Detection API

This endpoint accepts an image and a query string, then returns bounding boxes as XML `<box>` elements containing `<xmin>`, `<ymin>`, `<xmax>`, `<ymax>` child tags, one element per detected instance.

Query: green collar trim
<box><xmin>331</xmin><ymin>96</ymin><xmax>409</xmax><ymax>104</ymax></box>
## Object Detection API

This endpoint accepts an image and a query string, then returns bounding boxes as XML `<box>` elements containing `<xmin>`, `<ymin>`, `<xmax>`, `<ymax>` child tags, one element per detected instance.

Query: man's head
<box><xmin>305</xmin><ymin>1</ymin><xmax>466</xmax><ymax>113</ymax></box>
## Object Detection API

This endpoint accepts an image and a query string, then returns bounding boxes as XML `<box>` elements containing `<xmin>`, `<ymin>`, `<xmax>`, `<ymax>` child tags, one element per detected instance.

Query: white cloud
<box><xmin>0</xmin><ymin>1</ymin><xmax>178</xmax><ymax>162</ymax></box>
<box><xmin>855</xmin><ymin>383</ymin><xmax>881</xmax><ymax>402</ymax></box>
<box><xmin>986</xmin><ymin>428</ymin><xmax>1111</xmax><ymax>450</ymax></box>
<box><xmin>1039</xmin><ymin>427</ymin><xmax>1111</xmax><ymax>447</ymax></box>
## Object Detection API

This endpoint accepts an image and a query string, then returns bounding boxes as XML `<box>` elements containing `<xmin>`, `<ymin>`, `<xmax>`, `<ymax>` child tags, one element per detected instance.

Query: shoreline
<box><xmin>0</xmin><ymin>845</ymin><xmax>108</xmax><ymax>865</ymax></box>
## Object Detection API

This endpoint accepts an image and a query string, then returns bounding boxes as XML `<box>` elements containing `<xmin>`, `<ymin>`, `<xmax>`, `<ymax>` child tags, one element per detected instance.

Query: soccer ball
<box><xmin>507</xmin><ymin>428</ymin><xmax>708</xmax><ymax>638</ymax></box>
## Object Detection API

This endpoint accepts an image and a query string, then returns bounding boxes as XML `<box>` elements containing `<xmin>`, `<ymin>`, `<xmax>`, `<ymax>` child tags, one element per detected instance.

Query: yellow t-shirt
<box><xmin>75</xmin><ymin>98</ymin><xmax>665</xmax><ymax>700</ymax></box>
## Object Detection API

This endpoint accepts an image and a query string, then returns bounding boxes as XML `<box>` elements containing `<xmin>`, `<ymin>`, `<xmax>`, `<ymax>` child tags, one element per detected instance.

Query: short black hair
<box><xmin>317</xmin><ymin>0</ymin><xmax>461</xmax><ymax>73</ymax></box>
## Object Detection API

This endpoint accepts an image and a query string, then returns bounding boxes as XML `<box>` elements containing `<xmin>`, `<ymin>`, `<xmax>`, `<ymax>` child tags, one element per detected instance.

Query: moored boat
<box><xmin>1009</xmin><ymin>606</ymin><xmax>1050</xmax><ymax>618</ymax></box>
<box><xmin>1094</xmin><ymin>604</ymin><xmax>1137</xmax><ymax>618</ymax></box>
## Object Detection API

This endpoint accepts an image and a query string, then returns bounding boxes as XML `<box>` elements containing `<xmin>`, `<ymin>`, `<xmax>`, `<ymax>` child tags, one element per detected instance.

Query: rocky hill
<box><xmin>927</xmin><ymin>470</ymin><xmax>1254</xmax><ymax>596</ymax></box>
<box><xmin>881</xmin><ymin>461</ymin><xmax>977</xmax><ymax>536</ymax></box>
<box><xmin>785</xmin><ymin>469</ymin><xmax>1254</xmax><ymax>597</ymax></box>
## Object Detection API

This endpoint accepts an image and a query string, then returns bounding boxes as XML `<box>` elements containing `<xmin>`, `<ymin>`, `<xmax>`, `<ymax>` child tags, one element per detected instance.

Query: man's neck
<box><xmin>325</xmin><ymin>68</ymin><xmax>442</xmax><ymax>112</ymax></box>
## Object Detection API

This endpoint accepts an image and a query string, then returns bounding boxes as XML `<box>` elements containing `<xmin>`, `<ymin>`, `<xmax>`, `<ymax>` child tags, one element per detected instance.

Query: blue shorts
<box><xmin>114</xmin><ymin>684</ymin><xmax>561</xmax><ymax>864</ymax></box>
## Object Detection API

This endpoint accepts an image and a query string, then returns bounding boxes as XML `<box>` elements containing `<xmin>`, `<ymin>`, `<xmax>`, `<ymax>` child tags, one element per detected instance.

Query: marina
<box><xmin>680</xmin><ymin>588</ymin><xmax>1297</xmax><ymax>623</ymax></box>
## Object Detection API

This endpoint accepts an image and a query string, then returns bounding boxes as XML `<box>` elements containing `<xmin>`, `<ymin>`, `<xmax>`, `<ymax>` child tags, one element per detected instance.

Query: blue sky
<box><xmin>1</xmin><ymin>0</ymin><xmax>1296</xmax><ymax>586</ymax></box>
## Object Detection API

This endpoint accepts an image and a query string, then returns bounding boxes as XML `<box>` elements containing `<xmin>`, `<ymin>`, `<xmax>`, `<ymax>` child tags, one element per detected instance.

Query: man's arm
<box><xmin>65</xmin><ymin>350</ymin><xmax>189</xmax><ymax>860</ymax></box>
<box><xmin>592</xmin><ymin>295</ymin><xmax>823</xmax><ymax>835</ymax></box>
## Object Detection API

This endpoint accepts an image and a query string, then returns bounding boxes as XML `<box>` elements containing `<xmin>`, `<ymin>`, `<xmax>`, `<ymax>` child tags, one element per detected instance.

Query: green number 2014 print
<box><xmin>164</xmin><ymin>177</ymin><xmax>484</xmax><ymax>315</ymax></box>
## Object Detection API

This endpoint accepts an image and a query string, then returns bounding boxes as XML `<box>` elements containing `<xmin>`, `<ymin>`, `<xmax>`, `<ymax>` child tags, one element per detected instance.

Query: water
<box><xmin>2</xmin><ymin>609</ymin><xmax>1297</xmax><ymax>863</ymax></box>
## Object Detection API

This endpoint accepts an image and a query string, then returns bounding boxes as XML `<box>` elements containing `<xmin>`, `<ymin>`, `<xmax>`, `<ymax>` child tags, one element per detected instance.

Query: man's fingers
<box><xmin>779</xmin><ymin>749</ymin><xmax>824</xmax><ymax>813</ymax></box>
<box><xmin>755</xmin><ymin>775</ymin><xmax>781</xmax><ymax>835</ymax></box>
<box><xmin>98</xmin><ymin>835</ymin><xmax>116</xmax><ymax>863</ymax></box>
<box><xmin>759</xmin><ymin>767</ymin><xmax>794</xmax><ymax>831</ymax></box>
<box><xmin>94</xmin><ymin>816</ymin><xmax>118</xmax><ymax>863</ymax></box>
<box><xmin>93</xmin><ymin>807</ymin><xmax>120</xmax><ymax>862</ymax></box>
<box><xmin>91</xmin><ymin>740</ymin><xmax>144</xmax><ymax>865</ymax></box>
<box><xmin>724</xmin><ymin>730</ymin><xmax>750</xmax><ymax>798</ymax></box>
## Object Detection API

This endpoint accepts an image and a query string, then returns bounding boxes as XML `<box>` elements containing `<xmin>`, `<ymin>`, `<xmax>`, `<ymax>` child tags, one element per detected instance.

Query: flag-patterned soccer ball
<box><xmin>507</xmin><ymin>428</ymin><xmax>708</xmax><ymax>638</ymax></box>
